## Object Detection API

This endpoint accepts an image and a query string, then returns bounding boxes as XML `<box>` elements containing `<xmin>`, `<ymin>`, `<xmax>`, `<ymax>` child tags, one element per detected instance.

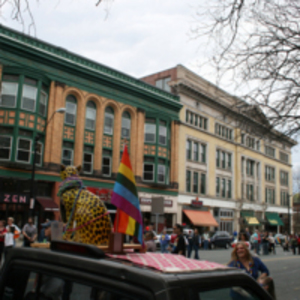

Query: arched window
<box><xmin>121</xmin><ymin>111</ymin><xmax>131</xmax><ymax>138</ymax></box>
<box><xmin>85</xmin><ymin>101</ymin><xmax>96</xmax><ymax>130</ymax></box>
<box><xmin>104</xmin><ymin>106</ymin><xmax>114</xmax><ymax>135</ymax></box>
<box><xmin>65</xmin><ymin>95</ymin><xmax>77</xmax><ymax>126</ymax></box>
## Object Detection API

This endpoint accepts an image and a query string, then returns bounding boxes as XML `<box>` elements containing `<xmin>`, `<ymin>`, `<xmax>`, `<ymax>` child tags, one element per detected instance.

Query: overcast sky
<box><xmin>2</xmin><ymin>0</ymin><xmax>300</xmax><ymax>176</ymax></box>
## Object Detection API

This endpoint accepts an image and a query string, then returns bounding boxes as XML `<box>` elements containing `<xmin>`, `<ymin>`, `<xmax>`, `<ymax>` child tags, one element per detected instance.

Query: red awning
<box><xmin>183</xmin><ymin>210</ymin><xmax>219</xmax><ymax>227</ymax></box>
<box><xmin>36</xmin><ymin>197</ymin><xmax>59</xmax><ymax>211</ymax></box>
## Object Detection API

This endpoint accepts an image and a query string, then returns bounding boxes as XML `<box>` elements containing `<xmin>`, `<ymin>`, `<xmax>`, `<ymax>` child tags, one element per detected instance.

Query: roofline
<box><xmin>0</xmin><ymin>24</ymin><xmax>182</xmax><ymax>111</ymax></box>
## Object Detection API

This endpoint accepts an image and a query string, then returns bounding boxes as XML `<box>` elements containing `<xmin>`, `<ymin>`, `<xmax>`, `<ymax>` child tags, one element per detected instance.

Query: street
<box><xmin>170</xmin><ymin>246</ymin><xmax>300</xmax><ymax>300</ymax></box>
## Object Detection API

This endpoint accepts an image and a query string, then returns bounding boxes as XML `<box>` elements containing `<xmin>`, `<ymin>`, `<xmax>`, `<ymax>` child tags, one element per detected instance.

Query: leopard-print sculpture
<box><xmin>58</xmin><ymin>165</ymin><xmax>112</xmax><ymax>245</ymax></box>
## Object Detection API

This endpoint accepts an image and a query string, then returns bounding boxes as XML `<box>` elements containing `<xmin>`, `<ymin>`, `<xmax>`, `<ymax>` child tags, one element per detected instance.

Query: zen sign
<box><xmin>0</xmin><ymin>194</ymin><xmax>29</xmax><ymax>204</ymax></box>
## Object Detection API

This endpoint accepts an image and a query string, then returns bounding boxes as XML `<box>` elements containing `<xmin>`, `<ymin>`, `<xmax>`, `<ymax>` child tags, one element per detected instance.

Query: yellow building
<box><xmin>142</xmin><ymin>65</ymin><xmax>296</xmax><ymax>234</ymax></box>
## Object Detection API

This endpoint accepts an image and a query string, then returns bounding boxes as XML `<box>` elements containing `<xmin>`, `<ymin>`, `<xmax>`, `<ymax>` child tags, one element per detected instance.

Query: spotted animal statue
<box><xmin>58</xmin><ymin>165</ymin><xmax>112</xmax><ymax>245</ymax></box>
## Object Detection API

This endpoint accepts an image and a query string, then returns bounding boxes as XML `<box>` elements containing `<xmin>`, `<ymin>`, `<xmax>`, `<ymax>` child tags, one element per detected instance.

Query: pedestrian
<box><xmin>245</xmin><ymin>227</ymin><xmax>251</xmax><ymax>240</ymax></box>
<box><xmin>251</xmin><ymin>229</ymin><xmax>259</xmax><ymax>254</ymax></box>
<box><xmin>187</xmin><ymin>230</ymin><xmax>194</xmax><ymax>258</ymax></box>
<box><xmin>282</xmin><ymin>232</ymin><xmax>289</xmax><ymax>252</ymax></box>
<box><xmin>238</xmin><ymin>232</ymin><xmax>251</xmax><ymax>249</ymax></box>
<box><xmin>0</xmin><ymin>220</ymin><xmax>7</xmax><ymax>265</ymax></box>
<box><xmin>145</xmin><ymin>232</ymin><xmax>156</xmax><ymax>252</ymax></box>
<box><xmin>191</xmin><ymin>228</ymin><xmax>201</xmax><ymax>259</ymax></box>
<box><xmin>6</xmin><ymin>217</ymin><xmax>21</xmax><ymax>247</ymax></box>
<box><xmin>171</xmin><ymin>224</ymin><xmax>186</xmax><ymax>256</ymax></box>
<box><xmin>297</xmin><ymin>234</ymin><xmax>300</xmax><ymax>255</ymax></box>
<box><xmin>159</xmin><ymin>228</ymin><xmax>170</xmax><ymax>253</ymax></box>
<box><xmin>268</xmin><ymin>233</ymin><xmax>276</xmax><ymax>254</ymax></box>
<box><xmin>228</xmin><ymin>242</ymin><xmax>269</xmax><ymax>280</ymax></box>
<box><xmin>257</xmin><ymin>274</ymin><xmax>276</xmax><ymax>300</ymax></box>
<box><xmin>203</xmin><ymin>230</ymin><xmax>210</xmax><ymax>250</ymax></box>
<box><xmin>262</xmin><ymin>231</ymin><xmax>269</xmax><ymax>255</ymax></box>
<box><xmin>233</xmin><ymin>229</ymin><xmax>238</xmax><ymax>239</ymax></box>
<box><xmin>290</xmin><ymin>234</ymin><xmax>297</xmax><ymax>255</ymax></box>
<box><xmin>22</xmin><ymin>217</ymin><xmax>37</xmax><ymax>247</ymax></box>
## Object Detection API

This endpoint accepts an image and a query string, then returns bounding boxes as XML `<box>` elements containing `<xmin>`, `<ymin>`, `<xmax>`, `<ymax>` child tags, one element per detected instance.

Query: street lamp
<box><xmin>29</xmin><ymin>107</ymin><xmax>66</xmax><ymax>216</ymax></box>
<box><xmin>287</xmin><ymin>193</ymin><xmax>292</xmax><ymax>235</ymax></box>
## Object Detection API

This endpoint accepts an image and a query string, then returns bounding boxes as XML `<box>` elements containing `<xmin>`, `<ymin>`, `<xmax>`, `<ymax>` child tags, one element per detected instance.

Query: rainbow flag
<box><xmin>111</xmin><ymin>145</ymin><xmax>143</xmax><ymax>244</ymax></box>
<box><xmin>276</xmin><ymin>236</ymin><xmax>281</xmax><ymax>244</ymax></box>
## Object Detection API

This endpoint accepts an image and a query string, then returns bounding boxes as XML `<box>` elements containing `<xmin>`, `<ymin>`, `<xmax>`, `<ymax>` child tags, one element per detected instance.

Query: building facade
<box><xmin>142</xmin><ymin>65</ymin><xmax>296</xmax><ymax>234</ymax></box>
<box><xmin>0</xmin><ymin>25</ymin><xmax>182</xmax><ymax>230</ymax></box>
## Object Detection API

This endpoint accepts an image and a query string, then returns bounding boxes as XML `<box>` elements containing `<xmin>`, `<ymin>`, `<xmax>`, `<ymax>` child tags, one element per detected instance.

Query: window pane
<box><xmin>102</xmin><ymin>157</ymin><xmax>111</xmax><ymax>176</ymax></box>
<box><xmin>0</xmin><ymin>136</ymin><xmax>11</xmax><ymax>160</ymax></box>
<box><xmin>157</xmin><ymin>165</ymin><xmax>165</xmax><ymax>182</ymax></box>
<box><xmin>104</xmin><ymin>113</ymin><xmax>114</xmax><ymax>134</ymax></box>
<box><xmin>0</xmin><ymin>82</ymin><xmax>18</xmax><ymax>107</ymax></box>
<box><xmin>143</xmin><ymin>164</ymin><xmax>154</xmax><ymax>181</ymax></box>
<box><xmin>159</xmin><ymin>125</ymin><xmax>167</xmax><ymax>145</ymax></box>
<box><xmin>85</xmin><ymin>106</ymin><xmax>96</xmax><ymax>130</ymax></box>
<box><xmin>144</xmin><ymin>124</ymin><xmax>156</xmax><ymax>142</ymax></box>
<box><xmin>65</xmin><ymin>102</ymin><xmax>77</xmax><ymax>125</ymax></box>
<box><xmin>39</xmin><ymin>91</ymin><xmax>47</xmax><ymax>116</ymax></box>
<box><xmin>17</xmin><ymin>150</ymin><xmax>30</xmax><ymax>162</ymax></box>
<box><xmin>21</xmin><ymin>85</ymin><xmax>37</xmax><ymax>111</ymax></box>
<box><xmin>122</xmin><ymin>117</ymin><xmax>131</xmax><ymax>138</ymax></box>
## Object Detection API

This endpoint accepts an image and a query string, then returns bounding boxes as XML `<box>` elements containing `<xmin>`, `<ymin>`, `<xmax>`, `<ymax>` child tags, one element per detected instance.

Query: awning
<box><xmin>265</xmin><ymin>212</ymin><xmax>284</xmax><ymax>226</ymax></box>
<box><xmin>36</xmin><ymin>197</ymin><xmax>59</xmax><ymax>211</ymax></box>
<box><xmin>240</xmin><ymin>211</ymin><xmax>254</xmax><ymax>217</ymax></box>
<box><xmin>183</xmin><ymin>210</ymin><xmax>218</xmax><ymax>227</ymax></box>
<box><xmin>245</xmin><ymin>217</ymin><xmax>260</xmax><ymax>225</ymax></box>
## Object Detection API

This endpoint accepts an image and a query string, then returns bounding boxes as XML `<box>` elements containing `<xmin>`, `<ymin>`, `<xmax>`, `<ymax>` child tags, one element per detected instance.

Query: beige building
<box><xmin>142</xmin><ymin>65</ymin><xmax>296</xmax><ymax>234</ymax></box>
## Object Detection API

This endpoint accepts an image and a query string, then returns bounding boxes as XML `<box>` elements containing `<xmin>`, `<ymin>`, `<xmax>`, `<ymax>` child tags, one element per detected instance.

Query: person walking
<box><xmin>145</xmin><ymin>232</ymin><xmax>156</xmax><ymax>252</ymax></box>
<box><xmin>171</xmin><ymin>224</ymin><xmax>186</xmax><ymax>256</ymax></box>
<box><xmin>228</xmin><ymin>242</ymin><xmax>269</xmax><ymax>280</ymax></box>
<box><xmin>297</xmin><ymin>234</ymin><xmax>300</xmax><ymax>255</ymax></box>
<box><xmin>187</xmin><ymin>230</ymin><xmax>194</xmax><ymax>258</ymax></box>
<box><xmin>0</xmin><ymin>220</ymin><xmax>7</xmax><ymax>265</ymax></box>
<box><xmin>203</xmin><ymin>231</ymin><xmax>210</xmax><ymax>250</ymax></box>
<box><xmin>262</xmin><ymin>231</ymin><xmax>269</xmax><ymax>255</ymax></box>
<box><xmin>22</xmin><ymin>217</ymin><xmax>37</xmax><ymax>247</ymax></box>
<box><xmin>251</xmin><ymin>229</ymin><xmax>259</xmax><ymax>254</ymax></box>
<box><xmin>6</xmin><ymin>217</ymin><xmax>21</xmax><ymax>247</ymax></box>
<box><xmin>245</xmin><ymin>227</ymin><xmax>251</xmax><ymax>240</ymax></box>
<box><xmin>159</xmin><ymin>228</ymin><xmax>170</xmax><ymax>253</ymax></box>
<box><xmin>268</xmin><ymin>233</ymin><xmax>276</xmax><ymax>254</ymax></box>
<box><xmin>290</xmin><ymin>234</ymin><xmax>297</xmax><ymax>255</ymax></box>
<box><xmin>238</xmin><ymin>232</ymin><xmax>251</xmax><ymax>249</ymax></box>
<box><xmin>191</xmin><ymin>228</ymin><xmax>201</xmax><ymax>259</ymax></box>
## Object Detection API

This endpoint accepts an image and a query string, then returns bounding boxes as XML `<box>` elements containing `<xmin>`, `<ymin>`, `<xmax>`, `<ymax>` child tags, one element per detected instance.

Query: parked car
<box><xmin>0</xmin><ymin>240</ymin><xmax>273</xmax><ymax>300</ymax></box>
<box><xmin>209</xmin><ymin>231</ymin><xmax>232</xmax><ymax>249</ymax></box>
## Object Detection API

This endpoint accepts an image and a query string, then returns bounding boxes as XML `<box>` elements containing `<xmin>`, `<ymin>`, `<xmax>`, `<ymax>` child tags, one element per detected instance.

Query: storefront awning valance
<box><xmin>36</xmin><ymin>197</ymin><xmax>59</xmax><ymax>211</ymax></box>
<box><xmin>245</xmin><ymin>217</ymin><xmax>260</xmax><ymax>225</ymax></box>
<box><xmin>265</xmin><ymin>212</ymin><xmax>284</xmax><ymax>226</ymax></box>
<box><xmin>240</xmin><ymin>211</ymin><xmax>254</xmax><ymax>217</ymax></box>
<box><xmin>183</xmin><ymin>210</ymin><xmax>218</xmax><ymax>227</ymax></box>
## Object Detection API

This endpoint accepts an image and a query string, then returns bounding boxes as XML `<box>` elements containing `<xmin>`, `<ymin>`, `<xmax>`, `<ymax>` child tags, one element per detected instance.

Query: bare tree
<box><xmin>0</xmin><ymin>0</ymin><xmax>113</xmax><ymax>35</ymax></box>
<box><xmin>192</xmin><ymin>0</ymin><xmax>300</xmax><ymax>137</ymax></box>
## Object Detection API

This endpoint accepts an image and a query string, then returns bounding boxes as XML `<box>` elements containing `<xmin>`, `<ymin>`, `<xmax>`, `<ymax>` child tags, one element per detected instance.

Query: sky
<box><xmin>1</xmin><ymin>0</ymin><xmax>300</xmax><ymax>180</ymax></box>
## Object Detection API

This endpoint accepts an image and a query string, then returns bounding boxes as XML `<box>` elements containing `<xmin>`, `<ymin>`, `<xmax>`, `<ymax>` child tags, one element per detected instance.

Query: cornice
<box><xmin>0</xmin><ymin>25</ymin><xmax>182</xmax><ymax>113</ymax></box>
<box><xmin>174</xmin><ymin>82</ymin><xmax>297</xmax><ymax>146</ymax></box>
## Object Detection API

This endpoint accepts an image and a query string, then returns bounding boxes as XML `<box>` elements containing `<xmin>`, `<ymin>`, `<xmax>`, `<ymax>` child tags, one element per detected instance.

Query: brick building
<box><xmin>0</xmin><ymin>25</ymin><xmax>182</xmax><ymax>229</ymax></box>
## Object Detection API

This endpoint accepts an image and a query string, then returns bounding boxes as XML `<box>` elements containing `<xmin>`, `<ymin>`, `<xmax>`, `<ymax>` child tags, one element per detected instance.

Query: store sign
<box><xmin>87</xmin><ymin>187</ymin><xmax>112</xmax><ymax>202</ymax></box>
<box><xmin>0</xmin><ymin>194</ymin><xmax>29</xmax><ymax>204</ymax></box>
<box><xmin>140</xmin><ymin>197</ymin><xmax>173</xmax><ymax>207</ymax></box>
<box><xmin>191</xmin><ymin>197</ymin><xmax>203</xmax><ymax>208</ymax></box>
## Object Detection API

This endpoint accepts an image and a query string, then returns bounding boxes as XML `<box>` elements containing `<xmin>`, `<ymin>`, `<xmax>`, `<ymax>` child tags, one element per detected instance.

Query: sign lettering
<box><xmin>140</xmin><ymin>198</ymin><xmax>173</xmax><ymax>207</ymax></box>
<box><xmin>0</xmin><ymin>194</ymin><xmax>29</xmax><ymax>204</ymax></box>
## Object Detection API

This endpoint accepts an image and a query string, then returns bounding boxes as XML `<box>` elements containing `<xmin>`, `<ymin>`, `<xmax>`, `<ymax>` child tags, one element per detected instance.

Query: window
<box><xmin>216</xmin><ymin>177</ymin><xmax>220</xmax><ymax>196</ymax></box>
<box><xmin>246</xmin><ymin>159</ymin><xmax>255</xmax><ymax>176</ymax></box>
<box><xmin>144</xmin><ymin>118</ymin><xmax>156</xmax><ymax>143</ymax></box>
<box><xmin>62</xmin><ymin>148</ymin><xmax>73</xmax><ymax>166</ymax></box>
<box><xmin>65</xmin><ymin>95</ymin><xmax>77</xmax><ymax>126</ymax></box>
<box><xmin>193</xmin><ymin>142</ymin><xmax>199</xmax><ymax>161</ymax></box>
<box><xmin>265</xmin><ymin>166</ymin><xmax>275</xmax><ymax>181</ymax></box>
<box><xmin>83</xmin><ymin>146</ymin><xmax>93</xmax><ymax>174</ymax></box>
<box><xmin>221</xmin><ymin>178</ymin><xmax>226</xmax><ymax>197</ymax></box>
<box><xmin>186</xmin><ymin>110</ymin><xmax>189</xmax><ymax>122</ymax></box>
<box><xmin>280</xmin><ymin>151</ymin><xmax>289</xmax><ymax>163</ymax></box>
<box><xmin>215</xmin><ymin>123</ymin><xmax>233</xmax><ymax>140</ymax></box>
<box><xmin>157</xmin><ymin>164</ymin><xmax>166</xmax><ymax>183</ymax></box>
<box><xmin>241</xmin><ymin>133</ymin><xmax>245</xmax><ymax>144</ymax></box>
<box><xmin>21</xmin><ymin>84</ymin><xmax>37</xmax><ymax>112</ymax></box>
<box><xmin>193</xmin><ymin>172</ymin><xmax>198</xmax><ymax>193</ymax></box>
<box><xmin>102</xmin><ymin>155</ymin><xmax>112</xmax><ymax>177</ymax></box>
<box><xmin>190</xmin><ymin>113</ymin><xmax>194</xmax><ymax>124</ymax></box>
<box><xmin>265</xmin><ymin>187</ymin><xmax>275</xmax><ymax>204</ymax></box>
<box><xmin>104</xmin><ymin>107</ymin><xmax>114</xmax><ymax>135</ymax></box>
<box><xmin>16</xmin><ymin>138</ymin><xmax>31</xmax><ymax>163</ymax></box>
<box><xmin>0</xmin><ymin>82</ymin><xmax>18</xmax><ymax>107</ymax></box>
<box><xmin>247</xmin><ymin>184</ymin><xmax>254</xmax><ymax>201</ymax></box>
<box><xmin>0</xmin><ymin>136</ymin><xmax>12</xmax><ymax>160</ymax></box>
<box><xmin>227</xmin><ymin>180</ymin><xmax>232</xmax><ymax>198</ymax></box>
<box><xmin>200</xmin><ymin>144</ymin><xmax>206</xmax><ymax>163</ymax></box>
<box><xmin>185</xmin><ymin>110</ymin><xmax>208</xmax><ymax>130</ymax></box>
<box><xmin>221</xmin><ymin>151</ymin><xmax>226</xmax><ymax>168</ymax></box>
<box><xmin>186</xmin><ymin>170</ymin><xmax>191</xmax><ymax>192</ymax></box>
<box><xmin>186</xmin><ymin>140</ymin><xmax>192</xmax><ymax>160</ymax></box>
<box><xmin>200</xmin><ymin>173</ymin><xmax>206</xmax><ymax>194</ymax></box>
<box><xmin>256</xmin><ymin>140</ymin><xmax>260</xmax><ymax>151</ymax></box>
<box><xmin>246</xmin><ymin>136</ymin><xmax>255</xmax><ymax>149</ymax></box>
<box><xmin>85</xmin><ymin>101</ymin><xmax>96</xmax><ymax>130</ymax></box>
<box><xmin>265</xmin><ymin>145</ymin><xmax>275</xmax><ymax>157</ymax></box>
<box><xmin>216</xmin><ymin>150</ymin><xmax>220</xmax><ymax>167</ymax></box>
<box><xmin>39</xmin><ymin>91</ymin><xmax>48</xmax><ymax>116</ymax></box>
<box><xmin>121</xmin><ymin>111</ymin><xmax>131</xmax><ymax>138</ymax></box>
<box><xmin>227</xmin><ymin>153</ymin><xmax>231</xmax><ymax>169</ymax></box>
<box><xmin>280</xmin><ymin>171</ymin><xmax>288</xmax><ymax>186</ymax></box>
<box><xmin>143</xmin><ymin>164</ymin><xmax>154</xmax><ymax>181</ymax></box>
<box><xmin>280</xmin><ymin>190</ymin><xmax>289</xmax><ymax>206</ymax></box>
<box><xmin>155</xmin><ymin>77</ymin><xmax>171</xmax><ymax>92</ymax></box>
<box><xmin>159</xmin><ymin>120</ymin><xmax>167</xmax><ymax>145</ymax></box>
<box><xmin>35</xmin><ymin>142</ymin><xmax>43</xmax><ymax>166</ymax></box>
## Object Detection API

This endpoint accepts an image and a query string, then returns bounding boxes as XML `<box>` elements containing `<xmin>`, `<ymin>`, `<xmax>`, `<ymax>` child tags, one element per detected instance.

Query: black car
<box><xmin>209</xmin><ymin>231</ymin><xmax>233</xmax><ymax>249</ymax></box>
<box><xmin>0</xmin><ymin>241</ymin><xmax>272</xmax><ymax>300</ymax></box>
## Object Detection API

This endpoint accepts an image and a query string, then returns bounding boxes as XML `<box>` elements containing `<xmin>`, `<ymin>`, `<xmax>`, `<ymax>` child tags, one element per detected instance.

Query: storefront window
<box><xmin>0</xmin><ymin>136</ymin><xmax>12</xmax><ymax>160</ymax></box>
<box><xmin>16</xmin><ymin>138</ymin><xmax>32</xmax><ymax>163</ymax></box>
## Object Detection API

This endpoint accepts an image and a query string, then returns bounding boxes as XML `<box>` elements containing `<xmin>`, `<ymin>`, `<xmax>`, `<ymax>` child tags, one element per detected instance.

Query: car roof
<box><xmin>4</xmin><ymin>247</ymin><xmax>249</xmax><ymax>294</ymax></box>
